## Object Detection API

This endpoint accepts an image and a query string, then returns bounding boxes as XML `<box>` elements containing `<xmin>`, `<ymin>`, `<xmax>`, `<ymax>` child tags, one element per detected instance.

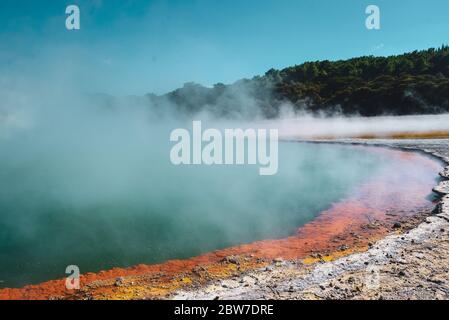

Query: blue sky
<box><xmin>1</xmin><ymin>0</ymin><xmax>449</xmax><ymax>95</ymax></box>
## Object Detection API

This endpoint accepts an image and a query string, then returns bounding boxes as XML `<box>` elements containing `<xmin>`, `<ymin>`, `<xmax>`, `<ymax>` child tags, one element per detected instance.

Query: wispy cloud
<box><xmin>371</xmin><ymin>43</ymin><xmax>385</xmax><ymax>51</ymax></box>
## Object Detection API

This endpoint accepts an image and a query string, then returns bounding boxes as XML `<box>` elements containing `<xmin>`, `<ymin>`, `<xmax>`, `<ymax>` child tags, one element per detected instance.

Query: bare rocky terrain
<box><xmin>172</xmin><ymin>139</ymin><xmax>449</xmax><ymax>300</ymax></box>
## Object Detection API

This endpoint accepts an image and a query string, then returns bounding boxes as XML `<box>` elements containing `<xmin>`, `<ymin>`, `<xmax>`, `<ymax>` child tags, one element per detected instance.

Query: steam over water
<box><xmin>2</xmin><ymin>2</ymin><xmax>449</xmax><ymax>294</ymax></box>
<box><xmin>0</xmin><ymin>130</ymin><xmax>383</xmax><ymax>287</ymax></box>
<box><xmin>0</xmin><ymin>90</ymin><xmax>445</xmax><ymax>288</ymax></box>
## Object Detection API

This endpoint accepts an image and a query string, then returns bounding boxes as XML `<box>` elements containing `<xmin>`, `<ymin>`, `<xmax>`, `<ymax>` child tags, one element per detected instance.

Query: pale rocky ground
<box><xmin>172</xmin><ymin>139</ymin><xmax>449</xmax><ymax>300</ymax></box>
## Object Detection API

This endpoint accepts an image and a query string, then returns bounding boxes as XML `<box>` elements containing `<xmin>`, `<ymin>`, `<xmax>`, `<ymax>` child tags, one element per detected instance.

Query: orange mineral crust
<box><xmin>0</xmin><ymin>145</ymin><xmax>442</xmax><ymax>300</ymax></box>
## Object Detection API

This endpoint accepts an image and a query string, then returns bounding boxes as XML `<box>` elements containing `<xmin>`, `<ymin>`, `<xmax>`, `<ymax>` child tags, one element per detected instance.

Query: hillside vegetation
<box><xmin>148</xmin><ymin>46</ymin><xmax>449</xmax><ymax>118</ymax></box>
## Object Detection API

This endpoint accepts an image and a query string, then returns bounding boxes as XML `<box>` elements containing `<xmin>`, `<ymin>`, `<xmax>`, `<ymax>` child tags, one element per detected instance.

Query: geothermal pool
<box><xmin>0</xmin><ymin>141</ymin><xmax>442</xmax><ymax>288</ymax></box>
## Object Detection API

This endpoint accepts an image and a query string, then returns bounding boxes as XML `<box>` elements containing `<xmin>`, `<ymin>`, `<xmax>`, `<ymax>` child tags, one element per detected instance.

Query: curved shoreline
<box><xmin>0</xmin><ymin>141</ymin><xmax>446</xmax><ymax>300</ymax></box>
<box><xmin>173</xmin><ymin>139</ymin><xmax>449</xmax><ymax>300</ymax></box>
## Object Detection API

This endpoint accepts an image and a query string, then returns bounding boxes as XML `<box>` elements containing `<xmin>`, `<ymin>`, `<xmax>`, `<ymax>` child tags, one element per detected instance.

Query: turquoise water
<box><xmin>0</xmin><ymin>139</ymin><xmax>382</xmax><ymax>288</ymax></box>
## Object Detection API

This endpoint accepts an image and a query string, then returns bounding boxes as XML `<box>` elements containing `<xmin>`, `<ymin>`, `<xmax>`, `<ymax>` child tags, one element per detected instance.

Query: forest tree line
<box><xmin>147</xmin><ymin>46</ymin><xmax>449</xmax><ymax>118</ymax></box>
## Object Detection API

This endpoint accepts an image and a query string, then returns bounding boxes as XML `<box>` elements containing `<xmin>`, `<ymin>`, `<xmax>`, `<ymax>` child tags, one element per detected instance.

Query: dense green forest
<box><xmin>148</xmin><ymin>46</ymin><xmax>449</xmax><ymax>118</ymax></box>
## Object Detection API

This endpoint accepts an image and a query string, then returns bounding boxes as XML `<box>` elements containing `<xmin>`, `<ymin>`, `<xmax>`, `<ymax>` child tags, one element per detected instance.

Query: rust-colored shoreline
<box><xmin>306</xmin><ymin>130</ymin><xmax>449</xmax><ymax>140</ymax></box>
<box><xmin>0</xmin><ymin>144</ymin><xmax>443</xmax><ymax>300</ymax></box>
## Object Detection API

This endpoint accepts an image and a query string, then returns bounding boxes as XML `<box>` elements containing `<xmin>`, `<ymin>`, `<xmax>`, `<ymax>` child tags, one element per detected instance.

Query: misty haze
<box><xmin>2</xmin><ymin>0</ymin><xmax>449</xmax><ymax>303</ymax></box>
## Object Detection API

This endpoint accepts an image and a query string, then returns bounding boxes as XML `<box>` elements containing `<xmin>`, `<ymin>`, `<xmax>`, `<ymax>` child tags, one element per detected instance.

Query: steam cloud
<box><xmin>0</xmin><ymin>59</ymin><xmax>447</xmax><ymax>287</ymax></box>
